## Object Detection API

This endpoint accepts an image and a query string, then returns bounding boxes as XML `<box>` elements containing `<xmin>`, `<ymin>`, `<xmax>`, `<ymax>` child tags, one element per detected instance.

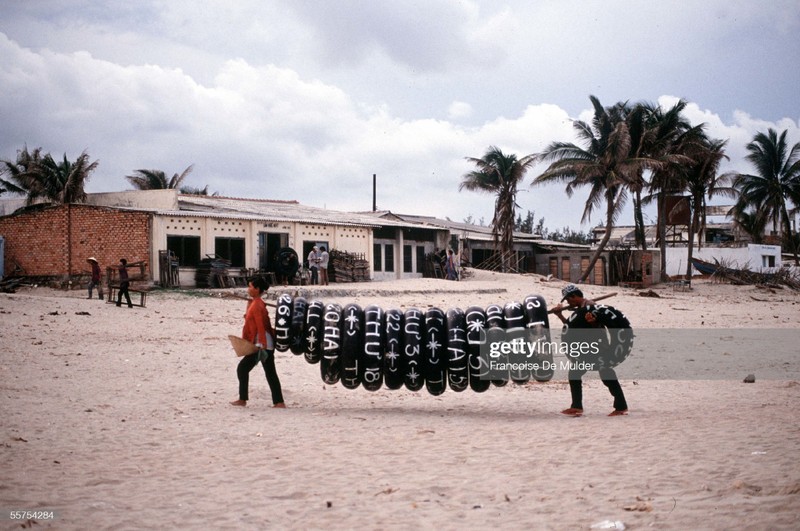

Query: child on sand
<box><xmin>230</xmin><ymin>276</ymin><xmax>286</xmax><ymax>408</ymax></box>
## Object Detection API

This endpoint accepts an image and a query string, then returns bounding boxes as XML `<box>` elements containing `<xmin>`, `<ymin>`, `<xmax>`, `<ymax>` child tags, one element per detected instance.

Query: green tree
<box><xmin>726</xmin><ymin>129</ymin><xmax>800</xmax><ymax>264</ymax></box>
<box><xmin>534</xmin><ymin>96</ymin><xmax>649</xmax><ymax>283</ymax></box>
<box><xmin>546</xmin><ymin>226</ymin><xmax>593</xmax><ymax>245</ymax></box>
<box><xmin>515</xmin><ymin>210</ymin><xmax>539</xmax><ymax>234</ymax></box>
<box><xmin>126</xmin><ymin>164</ymin><xmax>194</xmax><ymax>190</ymax></box>
<box><xmin>460</xmin><ymin>146</ymin><xmax>536</xmax><ymax>271</ymax></box>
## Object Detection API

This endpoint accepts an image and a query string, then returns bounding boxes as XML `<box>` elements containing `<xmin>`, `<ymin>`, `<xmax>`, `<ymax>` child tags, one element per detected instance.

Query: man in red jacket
<box><xmin>86</xmin><ymin>257</ymin><xmax>104</xmax><ymax>300</ymax></box>
<box><xmin>231</xmin><ymin>276</ymin><xmax>286</xmax><ymax>408</ymax></box>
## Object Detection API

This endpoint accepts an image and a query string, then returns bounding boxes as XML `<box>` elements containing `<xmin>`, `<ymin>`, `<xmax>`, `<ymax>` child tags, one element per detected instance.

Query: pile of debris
<box><xmin>710</xmin><ymin>260</ymin><xmax>800</xmax><ymax>290</ymax></box>
<box><xmin>328</xmin><ymin>249</ymin><xmax>370</xmax><ymax>283</ymax></box>
<box><xmin>0</xmin><ymin>277</ymin><xmax>24</xmax><ymax>293</ymax></box>
<box><xmin>195</xmin><ymin>256</ymin><xmax>233</xmax><ymax>288</ymax></box>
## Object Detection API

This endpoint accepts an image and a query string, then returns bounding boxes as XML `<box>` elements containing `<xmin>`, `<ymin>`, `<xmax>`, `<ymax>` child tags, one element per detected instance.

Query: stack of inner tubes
<box><xmin>562</xmin><ymin>304</ymin><xmax>634</xmax><ymax>370</ymax></box>
<box><xmin>272</xmin><ymin>293</ymin><xmax>568</xmax><ymax>394</ymax></box>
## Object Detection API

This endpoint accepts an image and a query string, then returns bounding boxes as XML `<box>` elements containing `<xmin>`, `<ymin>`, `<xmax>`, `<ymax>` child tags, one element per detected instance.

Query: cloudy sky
<box><xmin>1</xmin><ymin>0</ymin><xmax>798</xmax><ymax>231</ymax></box>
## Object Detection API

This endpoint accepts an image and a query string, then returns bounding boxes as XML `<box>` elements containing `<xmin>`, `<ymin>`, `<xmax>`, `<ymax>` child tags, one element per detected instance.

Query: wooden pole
<box><xmin>548</xmin><ymin>291</ymin><xmax>617</xmax><ymax>313</ymax></box>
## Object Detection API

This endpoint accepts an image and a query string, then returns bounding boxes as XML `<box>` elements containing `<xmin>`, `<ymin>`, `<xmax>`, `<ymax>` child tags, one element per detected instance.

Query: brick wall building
<box><xmin>0</xmin><ymin>204</ymin><xmax>151</xmax><ymax>279</ymax></box>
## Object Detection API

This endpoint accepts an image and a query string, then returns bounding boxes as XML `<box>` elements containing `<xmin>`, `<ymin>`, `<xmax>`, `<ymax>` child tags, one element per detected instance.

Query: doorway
<box><xmin>259</xmin><ymin>232</ymin><xmax>288</xmax><ymax>272</ymax></box>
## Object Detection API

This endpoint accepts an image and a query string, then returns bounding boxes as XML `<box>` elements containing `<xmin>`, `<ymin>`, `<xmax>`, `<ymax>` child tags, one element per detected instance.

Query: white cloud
<box><xmin>2</xmin><ymin>1</ymin><xmax>799</xmax><ymax>232</ymax></box>
<box><xmin>448</xmin><ymin>101</ymin><xmax>473</xmax><ymax>120</ymax></box>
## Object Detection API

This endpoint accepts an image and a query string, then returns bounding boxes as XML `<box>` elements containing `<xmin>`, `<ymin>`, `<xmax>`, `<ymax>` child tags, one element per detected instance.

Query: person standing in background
<box><xmin>307</xmin><ymin>246</ymin><xmax>320</xmax><ymax>285</ymax></box>
<box><xmin>87</xmin><ymin>257</ymin><xmax>104</xmax><ymax>300</ymax></box>
<box><xmin>319</xmin><ymin>246</ymin><xmax>330</xmax><ymax>285</ymax></box>
<box><xmin>444</xmin><ymin>249</ymin><xmax>458</xmax><ymax>280</ymax></box>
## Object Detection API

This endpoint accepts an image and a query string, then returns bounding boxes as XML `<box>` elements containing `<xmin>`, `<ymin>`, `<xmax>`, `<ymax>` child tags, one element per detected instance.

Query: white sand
<box><xmin>1</xmin><ymin>271</ymin><xmax>799</xmax><ymax>529</ymax></box>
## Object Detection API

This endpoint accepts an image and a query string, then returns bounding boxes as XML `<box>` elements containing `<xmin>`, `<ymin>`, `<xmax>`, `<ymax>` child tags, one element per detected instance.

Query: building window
<box><xmin>167</xmin><ymin>235</ymin><xmax>201</xmax><ymax>267</ymax></box>
<box><xmin>403</xmin><ymin>245</ymin><xmax>412</xmax><ymax>273</ymax></box>
<box><xmin>384</xmin><ymin>244</ymin><xmax>394</xmax><ymax>272</ymax></box>
<box><xmin>215</xmin><ymin>237</ymin><xmax>245</xmax><ymax>267</ymax></box>
<box><xmin>763</xmin><ymin>255</ymin><xmax>776</xmax><ymax>268</ymax></box>
<box><xmin>373</xmin><ymin>243</ymin><xmax>382</xmax><ymax>271</ymax></box>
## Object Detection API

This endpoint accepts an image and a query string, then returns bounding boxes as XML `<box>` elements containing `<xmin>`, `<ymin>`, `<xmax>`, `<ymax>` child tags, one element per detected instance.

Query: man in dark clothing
<box><xmin>87</xmin><ymin>257</ymin><xmax>104</xmax><ymax>300</ymax></box>
<box><xmin>116</xmin><ymin>258</ymin><xmax>133</xmax><ymax>308</ymax></box>
<box><xmin>552</xmin><ymin>284</ymin><xmax>628</xmax><ymax>417</ymax></box>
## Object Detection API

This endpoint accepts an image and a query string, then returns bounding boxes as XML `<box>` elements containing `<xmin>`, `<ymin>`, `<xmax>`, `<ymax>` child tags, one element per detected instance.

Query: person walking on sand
<box><xmin>87</xmin><ymin>257</ymin><xmax>104</xmax><ymax>300</ymax></box>
<box><xmin>116</xmin><ymin>258</ymin><xmax>133</xmax><ymax>308</ymax></box>
<box><xmin>552</xmin><ymin>284</ymin><xmax>628</xmax><ymax>417</ymax></box>
<box><xmin>231</xmin><ymin>276</ymin><xmax>285</xmax><ymax>408</ymax></box>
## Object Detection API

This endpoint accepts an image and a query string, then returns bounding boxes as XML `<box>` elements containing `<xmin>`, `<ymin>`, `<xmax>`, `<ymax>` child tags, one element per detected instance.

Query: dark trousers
<box><xmin>568</xmin><ymin>367</ymin><xmax>627</xmax><ymax>411</ymax></box>
<box><xmin>237</xmin><ymin>350</ymin><xmax>284</xmax><ymax>404</ymax></box>
<box><xmin>88</xmin><ymin>279</ymin><xmax>103</xmax><ymax>299</ymax></box>
<box><xmin>309</xmin><ymin>266</ymin><xmax>318</xmax><ymax>284</ymax></box>
<box><xmin>117</xmin><ymin>281</ymin><xmax>132</xmax><ymax>307</ymax></box>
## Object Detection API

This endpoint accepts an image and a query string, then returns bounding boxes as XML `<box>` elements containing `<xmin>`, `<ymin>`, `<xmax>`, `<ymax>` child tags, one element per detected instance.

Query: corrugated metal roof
<box><xmin>534</xmin><ymin>239</ymin><xmax>592</xmax><ymax>250</ymax></box>
<box><xmin>173</xmin><ymin>195</ymin><xmax>409</xmax><ymax>228</ymax></box>
<box><xmin>365</xmin><ymin>211</ymin><xmax>543</xmax><ymax>241</ymax></box>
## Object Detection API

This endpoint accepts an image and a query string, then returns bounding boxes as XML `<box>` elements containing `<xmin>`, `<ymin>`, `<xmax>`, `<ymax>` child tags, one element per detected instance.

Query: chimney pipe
<box><xmin>372</xmin><ymin>173</ymin><xmax>377</xmax><ymax>211</ymax></box>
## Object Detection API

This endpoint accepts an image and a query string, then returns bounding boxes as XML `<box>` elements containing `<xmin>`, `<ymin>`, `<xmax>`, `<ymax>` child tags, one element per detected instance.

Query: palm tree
<box><xmin>0</xmin><ymin>147</ymin><xmax>96</xmax><ymax>205</ymax></box>
<box><xmin>641</xmin><ymin>101</ymin><xmax>704</xmax><ymax>281</ymax></box>
<box><xmin>726</xmin><ymin>129</ymin><xmax>800</xmax><ymax>264</ymax></box>
<box><xmin>0</xmin><ymin>146</ymin><xmax>45</xmax><ymax>199</ymax></box>
<box><xmin>533</xmin><ymin>96</ymin><xmax>649</xmax><ymax>283</ymax></box>
<box><xmin>729</xmin><ymin>206</ymin><xmax>768</xmax><ymax>244</ymax></box>
<box><xmin>38</xmin><ymin>151</ymin><xmax>98</xmax><ymax>204</ymax></box>
<box><xmin>126</xmin><ymin>164</ymin><xmax>194</xmax><ymax>190</ymax></box>
<box><xmin>682</xmin><ymin>135</ymin><xmax>732</xmax><ymax>280</ymax></box>
<box><xmin>624</xmin><ymin>102</ymin><xmax>652</xmax><ymax>249</ymax></box>
<box><xmin>460</xmin><ymin>146</ymin><xmax>536</xmax><ymax>271</ymax></box>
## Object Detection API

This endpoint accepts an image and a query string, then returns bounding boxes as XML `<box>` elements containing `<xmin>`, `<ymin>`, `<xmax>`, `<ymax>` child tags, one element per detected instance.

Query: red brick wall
<box><xmin>0</xmin><ymin>204</ymin><xmax>151</xmax><ymax>278</ymax></box>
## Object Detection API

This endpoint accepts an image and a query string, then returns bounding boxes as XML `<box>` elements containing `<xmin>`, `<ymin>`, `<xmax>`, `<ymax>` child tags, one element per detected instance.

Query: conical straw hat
<box><xmin>228</xmin><ymin>335</ymin><xmax>258</xmax><ymax>357</ymax></box>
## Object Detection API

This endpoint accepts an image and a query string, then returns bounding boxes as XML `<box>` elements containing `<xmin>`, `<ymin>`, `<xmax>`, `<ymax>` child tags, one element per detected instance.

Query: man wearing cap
<box><xmin>86</xmin><ymin>257</ymin><xmax>103</xmax><ymax>300</ymax></box>
<box><xmin>552</xmin><ymin>284</ymin><xmax>629</xmax><ymax>417</ymax></box>
<box><xmin>551</xmin><ymin>284</ymin><xmax>594</xmax><ymax>323</ymax></box>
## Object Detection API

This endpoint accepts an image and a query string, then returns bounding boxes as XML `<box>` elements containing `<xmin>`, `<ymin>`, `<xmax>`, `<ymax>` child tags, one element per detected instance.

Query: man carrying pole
<box><xmin>551</xmin><ymin>284</ymin><xmax>629</xmax><ymax>418</ymax></box>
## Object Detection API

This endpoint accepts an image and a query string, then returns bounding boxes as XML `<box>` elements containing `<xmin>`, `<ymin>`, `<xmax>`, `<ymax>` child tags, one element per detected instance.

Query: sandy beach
<box><xmin>1</xmin><ymin>271</ymin><xmax>799</xmax><ymax>530</ymax></box>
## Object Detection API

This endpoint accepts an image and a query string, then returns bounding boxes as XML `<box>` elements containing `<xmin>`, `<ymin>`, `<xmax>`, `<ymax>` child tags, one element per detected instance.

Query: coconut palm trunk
<box><xmin>580</xmin><ymin>188</ymin><xmax>618</xmax><ymax>283</ymax></box>
<box><xmin>685</xmin><ymin>194</ymin><xmax>702</xmax><ymax>281</ymax></box>
<box><xmin>461</xmin><ymin>146</ymin><xmax>536</xmax><ymax>273</ymax></box>
<box><xmin>781</xmin><ymin>203</ymin><xmax>799</xmax><ymax>265</ymax></box>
